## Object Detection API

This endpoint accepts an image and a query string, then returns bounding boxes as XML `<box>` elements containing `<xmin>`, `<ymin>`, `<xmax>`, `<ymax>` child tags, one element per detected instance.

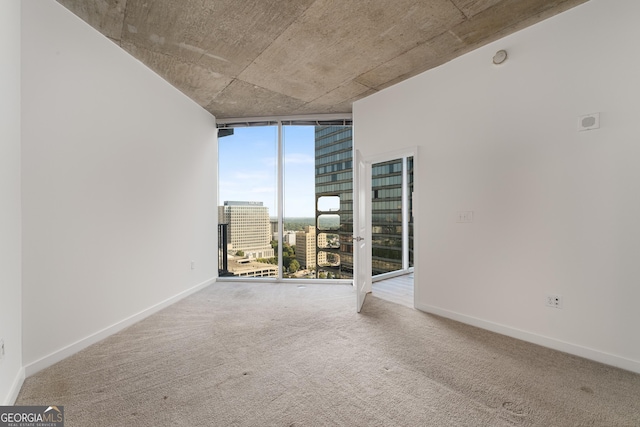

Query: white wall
<box><xmin>21</xmin><ymin>0</ymin><xmax>218</xmax><ymax>373</ymax></box>
<box><xmin>354</xmin><ymin>0</ymin><xmax>640</xmax><ymax>373</ymax></box>
<box><xmin>0</xmin><ymin>0</ymin><xmax>24</xmax><ymax>405</ymax></box>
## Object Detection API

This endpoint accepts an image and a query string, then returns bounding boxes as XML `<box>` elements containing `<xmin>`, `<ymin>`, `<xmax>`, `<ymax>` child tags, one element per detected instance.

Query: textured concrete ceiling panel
<box><xmin>449</xmin><ymin>0</ymin><xmax>503</xmax><ymax>19</ymax></box>
<box><xmin>122</xmin><ymin>42</ymin><xmax>232</xmax><ymax>107</ymax></box>
<box><xmin>238</xmin><ymin>0</ymin><xmax>466</xmax><ymax>102</ymax></box>
<box><xmin>449</xmin><ymin>0</ymin><xmax>588</xmax><ymax>45</ymax></box>
<box><xmin>360</xmin><ymin>0</ymin><xmax>588</xmax><ymax>90</ymax></box>
<box><xmin>121</xmin><ymin>0</ymin><xmax>315</xmax><ymax>78</ymax></box>
<box><xmin>305</xmin><ymin>81</ymin><xmax>373</xmax><ymax>110</ymax></box>
<box><xmin>355</xmin><ymin>41</ymin><xmax>444</xmax><ymax>90</ymax></box>
<box><xmin>194</xmin><ymin>0</ymin><xmax>316</xmax><ymax>76</ymax></box>
<box><xmin>286</xmin><ymin>83</ymin><xmax>377</xmax><ymax>115</ymax></box>
<box><xmin>57</xmin><ymin>0</ymin><xmax>590</xmax><ymax>119</ymax></box>
<box><xmin>292</xmin><ymin>94</ymin><xmax>373</xmax><ymax>115</ymax></box>
<box><xmin>206</xmin><ymin>81</ymin><xmax>307</xmax><ymax>119</ymax></box>
<box><xmin>57</xmin><ymin>0</ymin><xmax>126</xmax><ymax>41</ymax></box>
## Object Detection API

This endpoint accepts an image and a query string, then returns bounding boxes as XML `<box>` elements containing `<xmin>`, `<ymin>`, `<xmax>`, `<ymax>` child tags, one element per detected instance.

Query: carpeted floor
<box><xmin>17</xmin><ymin>282</ymin><xmax>640</xmax><ymax>426</ymax></box>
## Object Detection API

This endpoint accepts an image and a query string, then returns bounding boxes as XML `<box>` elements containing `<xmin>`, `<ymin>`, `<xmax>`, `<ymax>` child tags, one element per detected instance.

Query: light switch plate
<box><xmin>456</xmin><ymin>211</ymin><xmax>474</xmax><ymax>223</ymax></box>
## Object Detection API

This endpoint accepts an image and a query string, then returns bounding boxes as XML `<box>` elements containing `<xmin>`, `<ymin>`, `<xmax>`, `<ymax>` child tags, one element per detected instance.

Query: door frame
<box><xmin>355</xmin><ymin>145</ymin><xmax>419</xmax><ymax>311</ymax></box>
<box><xmin>354</xmin><ymin>149</ymin><xmax>371</xmax><ymax>312</ymax></box>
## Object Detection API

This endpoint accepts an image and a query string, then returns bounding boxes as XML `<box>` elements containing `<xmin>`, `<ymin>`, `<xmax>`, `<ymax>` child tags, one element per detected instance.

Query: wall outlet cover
<box><xmin>546</xmin><ymin>294</ymin><xmax>563</xmax><ymax>309</ymax></box>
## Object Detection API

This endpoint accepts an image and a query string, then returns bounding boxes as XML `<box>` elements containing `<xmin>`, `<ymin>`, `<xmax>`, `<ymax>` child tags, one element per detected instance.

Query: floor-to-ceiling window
<box><xmin>217</xmin><ymin>126</ymin><xmax>278</xmax><ymax>277</ymax></box>
<box><xmin>217</xmin><ymin>118</ymin><xmax>352</xmax><ymax>281</ymax></box>
<box><xmin>281</xmin><ymin>125</ymin><xmax>314</xmax><ymax>278</ymax></box>
<box><xmin>217</xmin><ymin>119</ymin><xmax>413</xmax><ymax>281</ymax></box>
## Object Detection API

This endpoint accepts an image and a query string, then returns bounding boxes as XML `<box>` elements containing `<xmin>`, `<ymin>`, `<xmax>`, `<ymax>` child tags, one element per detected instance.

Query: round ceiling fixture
<box><xmin>493</xmin><ymin>49</ymin><xmax>508</xmax><ymax>65</ymax></box>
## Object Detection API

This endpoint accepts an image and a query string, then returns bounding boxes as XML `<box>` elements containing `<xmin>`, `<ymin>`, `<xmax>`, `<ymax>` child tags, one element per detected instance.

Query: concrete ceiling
<box><xmin>57</xmin><ymin>0</ymin><xmax>588</xmax><ymax>119</ymax></box>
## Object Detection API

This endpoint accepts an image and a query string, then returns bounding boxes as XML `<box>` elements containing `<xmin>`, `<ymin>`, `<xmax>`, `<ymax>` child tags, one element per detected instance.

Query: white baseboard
<box><xmin>3</xmin><ymin>368</ymin><xmax>25</xmax><ymax>405</ymax></box>
<box><xmin>24</xmin><ymin>277</ymin><xmax>216</xmax><ymax>377</ymax></box>
<box><xmin>415</xmin><ymin>302</ymin><xmax>640</xmax><ymax>375</ymax></box>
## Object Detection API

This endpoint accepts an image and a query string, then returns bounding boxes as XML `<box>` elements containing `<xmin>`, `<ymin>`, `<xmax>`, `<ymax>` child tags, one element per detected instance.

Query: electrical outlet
<box><xmin>546</xmin><ymin>294</ymin><xmax>563</xmax><ymax>309</ymax></box>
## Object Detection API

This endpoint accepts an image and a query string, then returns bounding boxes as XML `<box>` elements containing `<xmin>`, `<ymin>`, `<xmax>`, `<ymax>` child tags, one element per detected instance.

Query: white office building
<box><xmin>219</xmin><ymin>201</ymin><xmax>274</xmax><ymax>259</ymax></box>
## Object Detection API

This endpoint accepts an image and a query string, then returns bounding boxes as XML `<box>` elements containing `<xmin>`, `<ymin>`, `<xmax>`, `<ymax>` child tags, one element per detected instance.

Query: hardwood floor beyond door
<box><xmin>371</xmin><ymin>273</ymin><xmax>413</xmax><ymax>308</ymax></box>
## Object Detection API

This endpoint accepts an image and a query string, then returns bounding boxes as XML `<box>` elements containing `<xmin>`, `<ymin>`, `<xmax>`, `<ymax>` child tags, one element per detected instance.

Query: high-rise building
<box><xmin>283</xmin><ymin>231</ymin><xmax>297</xmax><ymax>246</ymax></box>
<box><xmin>314</xmin><ymin>126</ymin><xmax>413</xmax><ymax>278</ymax></box>
<box><xmin>315</xmin><ymin>126</ymin><xmax>354</xmax><ymax>277</ymax></box>
<box><xmin>295</xmin><ymin>226</ymin><xmax>326</xmax><ymax>269</ymax></box>
<box><xmin>371</xmin><ymin>159</ymin><xmax>402</xmax><ymax>275</ymax></box>
<box><xmin>218</xmin><ymin>201</ymin><xmax>274</xmax><ymax>259</ymax></box>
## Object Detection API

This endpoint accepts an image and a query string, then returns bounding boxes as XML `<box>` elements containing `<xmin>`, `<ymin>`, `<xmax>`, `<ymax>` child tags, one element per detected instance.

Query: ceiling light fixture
<box><xmin>493</xmin><ymin>49</ymin><xmax>508</xmax><ymax>65</ymax></box>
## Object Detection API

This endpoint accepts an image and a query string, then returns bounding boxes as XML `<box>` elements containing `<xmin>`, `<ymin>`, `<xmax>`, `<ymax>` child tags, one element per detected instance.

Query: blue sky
<box><xmin>218</xmin><ymin>126</ymin><xmax>316</xmax><ymax>218</ymax></box>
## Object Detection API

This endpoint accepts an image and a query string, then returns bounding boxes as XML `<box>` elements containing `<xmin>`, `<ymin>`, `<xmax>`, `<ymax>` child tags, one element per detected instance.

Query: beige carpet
<box><xmin>17</xmin><ymin>282</ymin><xmax>640</xmax><ymax>426</ymax></box>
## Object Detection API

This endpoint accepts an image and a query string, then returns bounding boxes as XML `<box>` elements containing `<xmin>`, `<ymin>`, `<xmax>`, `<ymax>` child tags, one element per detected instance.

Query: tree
<box><xmin>318</xmin><ymin>272</ymin><xmax>327</xmax><ymax>279</ymax></box>
<box><xmin>288</xmin><ymin>259</ymin><xmax>300</xmax><ymax>273</ymax></box>
<box><xmin>283</xmin><ymin>254</ymin><xmax>292</xmax><ymax>269</ymax></box>
<box><xmin>236</xmin><ymin>250</ymin><xmax>244</xmax><ymax>257</ymax></box>
<box><xmin>283</xmin><ymin>243</ymin><xmax>295</xmax><ymax>256</ymax></box>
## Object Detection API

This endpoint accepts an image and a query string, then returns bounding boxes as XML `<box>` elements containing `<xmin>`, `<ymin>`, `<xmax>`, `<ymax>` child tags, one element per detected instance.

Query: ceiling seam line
<box><xmin>354</xmin><ymin>24</ymin><xmax>464</xmax><ymax>90</ymax></box>
<box><xmin>234</xmin><ymin>1</ymin><xmax>319</xmax><ymax>81</ymax></box>
<box><xmin>448</xmin><ymin>0</ymin><xmax>470</xmax><ymax>20</ymax></box>
<box><xmin>118</xmin><ymin>0</ymin><xmax>131</xmax><ymax>44</ymax></box>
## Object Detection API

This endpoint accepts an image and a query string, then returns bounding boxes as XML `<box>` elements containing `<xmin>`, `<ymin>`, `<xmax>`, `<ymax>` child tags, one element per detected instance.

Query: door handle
<box><xmin>354</xmin><ymin>236</ymin><xmax>365</xmax><ymax>241</ymax></box>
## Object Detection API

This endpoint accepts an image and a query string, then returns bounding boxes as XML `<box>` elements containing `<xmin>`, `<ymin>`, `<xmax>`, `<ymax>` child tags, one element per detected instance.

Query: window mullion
<box><xmin>277</xmin><ymin>121</ymin><xmax>284</xmax><ymax>280</ymax></box>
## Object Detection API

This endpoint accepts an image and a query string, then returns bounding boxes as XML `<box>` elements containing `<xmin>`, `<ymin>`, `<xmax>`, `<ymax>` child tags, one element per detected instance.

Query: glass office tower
<box><xmin>315</xmin><ymin>126</ymin><xmax>413</xmax><ymax>278</ymax></box>
<box><xmin>315</xmin><ymin>126</ymin><xmax>354</xmax><ymax>278</ymax></box>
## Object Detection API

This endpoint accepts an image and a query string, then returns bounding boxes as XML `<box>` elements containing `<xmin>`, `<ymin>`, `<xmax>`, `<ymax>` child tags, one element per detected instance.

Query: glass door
<box><xmin>371</xmin><ymin>156</ymin><xmax>414</xmax><ymax>277</ymax></box>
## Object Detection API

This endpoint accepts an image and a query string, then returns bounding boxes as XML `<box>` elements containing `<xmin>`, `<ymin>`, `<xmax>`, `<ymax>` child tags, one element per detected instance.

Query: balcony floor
<box><xmin>371</xmin><ymin>272</ymin><xmax>414</xmax><ymax>308</ymax></box>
